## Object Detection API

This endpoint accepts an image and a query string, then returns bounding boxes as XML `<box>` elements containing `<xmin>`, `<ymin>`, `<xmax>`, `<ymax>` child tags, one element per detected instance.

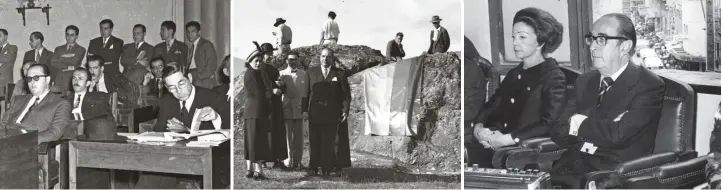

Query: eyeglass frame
<box><xmin>584</xmin><ymin>33</ymin><xmax>629</xmax><ymax>46</ymax></box>
<box><xmin>164</xmin><ymin>77</ymin><xmax>190</xmax><ymax>92</ymax></box>
<box><xmin>25</xmin><ymin>75</ymin><xmax>49</xmax><ymax>82</ymax></box>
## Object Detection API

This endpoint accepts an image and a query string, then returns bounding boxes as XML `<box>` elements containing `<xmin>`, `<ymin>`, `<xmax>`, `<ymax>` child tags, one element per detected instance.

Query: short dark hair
<box><xmin>86</xmin><ymin>55</ymin><xmax>105</xmax><ymax>67</ymax></box>
<box><xmin>133</xmin><ymin>24</ymin><xmax>146</xmax><ymax>33</ymax></box>
<box><xmin>66</xmin><ymin>25</ymin><xmax>80</xmax><ymax>35</ymax></box>
<box><xmin>287</xmin><ymin>51</ymin><xmax>299</xmax><ymax>58</ymax></box>
<box><xmin>99</xmin><ymin>19</ymin><xmax>114</xmax><ymax>28</ymax></box>
<box><xmin>604</xmin><ymin>13</ymin><xmax>637</xmax><ymax>56</ymax></box>
<box><xmin>150</xmin><ymin>57</ymin><xmax>165</xmax><ymax>66</ymax></box>
<box><xmin>30</xmin><ymin>31</ymin><xmax>44</xmax><ymax>42</ymax></box>
<box><xmin>396</xmin><ymin>32</ymin><xmax>404</xmax><ymax>37</ymax></box>
<box><xmin>161</xmin><ymin>62</ymin><xmax>186</xmax><ymax>79</ymax></box>
<box><xmin>513</xmin><ymin>7</ymin><xmax>564</xmax><ymax>55</ymax></box>
<box><xmin>74</xmin><ymin>67</ymin><xmax>92</xmax><ymax>81</ymax></box>
<box><xmin>161</xmin><ymin>21</ymin><xmax>177</xmax><ymax>35</ymax></box>
<box><xmin>0</xmin><ymin>29</ymin><xmax>7</xmax><ymax>36</ymax></box>
<box><xmin>328</xmin><ymin>11</ymin><xmax>337</xmax><ymax>19</ymax></box>
<box><xmin>185</xmin><ymin>21</ymin><xmax>201</xmax><ymax>31</ymax></box>
<box><xmin>28</xmin><ymin>63</ymin><xmax>51</xmax><ymax>77</ymax></box>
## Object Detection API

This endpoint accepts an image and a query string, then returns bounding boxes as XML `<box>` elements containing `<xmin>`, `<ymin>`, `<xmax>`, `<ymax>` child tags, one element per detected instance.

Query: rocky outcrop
<box><xmin>234</xmin><ymin>45</ymin><xmax>460</xmax><ymax>172</ymax></box>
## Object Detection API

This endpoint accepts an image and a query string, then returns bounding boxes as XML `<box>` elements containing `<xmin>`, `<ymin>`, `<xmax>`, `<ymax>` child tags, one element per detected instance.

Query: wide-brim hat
<box><xmin>430</xmin><ymin>15</ymin><xmax>442</xmax><ymax>23</ymax></box>
<box><xmin>274</xmin><ymin>18</ymin><xmax>287</xmax><ymax>27</ymax></box>
<box><xmin>260</xmin><ymin>42</ymin><xmax>276</xmax><ymax>53</ymax></box>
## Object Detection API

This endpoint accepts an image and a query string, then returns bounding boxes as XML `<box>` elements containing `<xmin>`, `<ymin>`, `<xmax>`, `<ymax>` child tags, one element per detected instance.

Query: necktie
<box><xmin>323</xmin><ymin>67</ymin><xmax>328</xmax><ymax>79</ymax></box>
<box><xmin>103</xmin><ymin>38</ymin><xmax>108</xmax><ymax>47</ymax></box>
<box><xmin>157</xmin><ymin>79</ymin><xmax>163</xmax><ymax>97</ymax></box>
<box><xmin>21</xmin><ymin>97</ymin><xmax>39</xmax><ymax>123</ymax></box>
<box><xmin>189</xmin><ymin>44</ymin><xmax>196</xmax><ymax>69</ymax></box>
<box><xmin>74</xmin><ymin>95</ymin><xmax>81</xmax><ymax>109</ymax></box>
<box><xmin>136</xmin><ymin>42</ymin><xmax>140</xmax><ymax>51</ymax></box>
<box><xmin>93</xmin><ymin>84</ymin><xmax>98</xmax><ymax>92</ymax></box>
<box><xmin>598</xmin><ymin>77</ymin><xmax>614</xmax><ymax>105</ymax></box>
<box><xmin>181</xmin><ymin>101</ymin><xmax>189</xmax><ymax>115</ymax></box>
<box><xmin>68</xmin><ymin>44</ymin><xmax>72</xmax><ymax>50</ymax></box>
<box><xmin>167</xmin><ymin>42</ymin><xmax>172</xmax><ymax>52</ymax></box>
<box><xmin>0</xmin><ymin>45</ymin><xmax>4</xmax><ymax>53</ymax></box>
<box><xmin>35</xmin><ymin>50</ymin><xmax>40</xmax><ymax>62</ymax></box>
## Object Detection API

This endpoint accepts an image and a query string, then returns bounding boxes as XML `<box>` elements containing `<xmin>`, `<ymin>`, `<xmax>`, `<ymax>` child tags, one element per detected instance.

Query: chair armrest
<box><xmin>623</xmin><ymin>175</ymin><xmax>661</xmax><ymax>189</ymax></box>
<box><xmin>656</xmin><ymin>156</ymin><xmax>708</xmax><ymax>183</ymax></box>
<box><xmin>519</xmin><ymin>137</ymin><xmax>552</xmax><ymax>148</ymax></box>
<box><xmin>678</xmin><ymin>149</ymin><xmax>699</xmax><ymax>161</ymax></box>
<box><xmin>491</xmin><ymin>146</ymin><xmax>523</xmax><ymax>169</ymax></box>
<box><xmin>615</xmin><ymin>152</ymin><xmax>678</xmax><ymax>178</ymax></box>
<box><xmin>583</xmin><ymin>170</ymin><xmax>623</xmax><ymax>189</ymax></box>
<box><xmin>38</xmin><ymin>139</ymin><xmax>70</xmax><ymax>155</ymax></box>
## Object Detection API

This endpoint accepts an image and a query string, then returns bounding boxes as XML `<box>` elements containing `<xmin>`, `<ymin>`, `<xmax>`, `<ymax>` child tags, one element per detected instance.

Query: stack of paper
<box><xmin>126</xmin><ymin>132</ymin><xmax>181</xmax><ymax>143</ymax></box>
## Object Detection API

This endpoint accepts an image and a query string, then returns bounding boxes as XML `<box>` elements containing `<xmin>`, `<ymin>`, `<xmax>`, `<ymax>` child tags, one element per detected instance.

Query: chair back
<box><xmin>654</xmin><ymin>76</ymin><xmax>695</xmax><ymax>153</ymax></box>
<box><xmin>0</xmin><ymin>131</ymin><xmax>38</xmax><ymax>189</ymax></box>
<box><xmin>109</xmin><ymin>92</ymin><xmax>118</xmax><ymax>123</ymax></box>
<box><xmin>556</xmin><ymin>67</ymin><xmax>582</xmax><ymax>130</ymax></box>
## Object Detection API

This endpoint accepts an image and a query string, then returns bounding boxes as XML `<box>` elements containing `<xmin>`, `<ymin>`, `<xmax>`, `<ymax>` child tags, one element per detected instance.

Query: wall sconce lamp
<box><xmin>16</xmin><ymin>0</ymin><xmax>52</xmax><ymax>26</ymax></box>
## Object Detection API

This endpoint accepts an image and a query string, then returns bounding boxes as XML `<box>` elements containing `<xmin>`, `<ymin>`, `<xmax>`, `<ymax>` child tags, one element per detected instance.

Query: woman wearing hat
<box><xmin>242</xmin><ymin>50</ymin><xmax>275</xmax><ymax>180</ymax></box>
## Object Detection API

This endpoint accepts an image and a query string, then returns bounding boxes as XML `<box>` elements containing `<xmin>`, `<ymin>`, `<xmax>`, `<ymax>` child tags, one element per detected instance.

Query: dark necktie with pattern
<box><xmin>598</xmin><ymin>77</ymin><xmax>614</xmax><ymax>105</ymax></box>
<box><xmin>74</xmin><ymin>95</ymin><xmax>81</xmax><ymax>109</ymax></box>
<box><xmin>181</xmin><ymin>101</ymin><xmax>189</xmax><ymax>116</ymax></box>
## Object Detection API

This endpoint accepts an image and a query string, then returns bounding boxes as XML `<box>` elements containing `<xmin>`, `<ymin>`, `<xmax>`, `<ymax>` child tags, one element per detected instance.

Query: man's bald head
<box><xmin>597</xmin><ymin>13</ymin><xmax>637</xmax><ymax>55</ymax></box>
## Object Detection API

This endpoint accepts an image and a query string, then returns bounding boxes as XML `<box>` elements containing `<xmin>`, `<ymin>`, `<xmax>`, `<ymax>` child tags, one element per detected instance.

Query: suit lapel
<box><xmin>325</xmin><ymin>67</ymin><xmax>337</xmax><ymax>82</ymax></box>
<box><xmin>599</xmin><ymin>64</ymin><xmax>639</xmax><ymax>110</ymax></box>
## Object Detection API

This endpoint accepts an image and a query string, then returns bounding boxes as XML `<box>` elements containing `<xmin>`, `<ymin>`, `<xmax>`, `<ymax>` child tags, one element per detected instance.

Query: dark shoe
<box><xmin>273</xmin><ymin>161</ymin><xmax>288</xmax><ymax>169</ymax></box>
<box><xmin>245</xmin><ymin>171</ymin><xmax>253</xmax><ymax>178</ymax></box>
<box><xmin>253</xmin><ymin>172</ymin><xmax>268</xmax><ymax>180</ymax></box>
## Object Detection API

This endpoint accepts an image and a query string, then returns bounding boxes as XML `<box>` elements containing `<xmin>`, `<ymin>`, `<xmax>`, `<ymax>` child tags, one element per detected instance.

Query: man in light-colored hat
<box><xmin>427</xmin><ymin>15</ymin><xmax>450</xmax><ymax>54</ymax></box>
<box><xmin>273</xmin><ymin>18</ymin><xmax>293</xmax><ymax>56</ymax></box>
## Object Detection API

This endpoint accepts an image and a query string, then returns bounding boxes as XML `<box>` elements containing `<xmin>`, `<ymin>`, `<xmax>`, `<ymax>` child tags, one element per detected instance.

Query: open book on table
<box><xmin>165</xmin><ymin>109</ymin><xmax>230</xmax><ymax>141</ymax></box>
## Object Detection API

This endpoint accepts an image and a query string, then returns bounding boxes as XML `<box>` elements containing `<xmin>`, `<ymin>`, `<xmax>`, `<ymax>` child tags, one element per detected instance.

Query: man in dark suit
<box><xmin>51</xmin><ymin>25</ymin><xmax>87</xmax><ymax>92</ymax></box>
<box><xmin>550</xmin><ymin>14</ymin><xmax>664</xmax><ymax>189</ymax></box>
<box><xmin>153</xmin><ymin>63</ymin><xmax>225</xmax><ymax>132</ymax></box>
<box><xmin>86</xmin><ymin>55</ymin><xmax>141</xmax><ymax>107</ymax></box>
<box><xmin>23</xmin><ymin>32</ymin><xmax>54</xmax><ymax>73</ymax></box>
<box><xmin>154</xmin><ymin>21</ymin><xmax>188</xmax><ymax>66</ymax></box>
<box><xmin>427</xmin><ymin>15</ymin><xmax>450</xmax><ymax>54</ymax></box>
<box><xmin>68</xmin><ymin>67</ymin><xmax>116</xmax><ymax>189</ymax></box>
<box><xmin>142</xmin><ymin>57</ymin><xmax>167</xmax><ymax>97</ymax></box>
<box><xmin>88</xmin><ymin>19</ymin><xmax>124</xmax><ymax>75</ymax></box>
<box><xmin>302</xmin><ymin>48</ymin><xmax>351</xmax><ymax>176</ymax></box>
<box><xmin>185</xmin><ymin>21</ymin><xmax>218</xmax><ymax>89</ymax></box>
<box><xmin>121</xmin><ymin>24</ymin><xmax>155</xmax><ymax>85</ymax></box>
<box><xmin>1</xmin><ymin>64</ymin><xmax>71</xmax><ymax>143</ymax></box>
<box><xmin>386</xmin><ymin>32</ymin><xmax>405</xmax><ymax>62</ymax></box>
<box><xmin>0</xmin><ymin>29</ymin><xmax>18</xmax><ymax>87</ymax></box>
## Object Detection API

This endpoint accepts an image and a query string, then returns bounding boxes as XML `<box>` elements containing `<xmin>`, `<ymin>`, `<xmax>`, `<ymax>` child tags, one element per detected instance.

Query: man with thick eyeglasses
<box><xmin>142</xmin><ymin>57</ymin><xmax>168</xmax><ymax>97</ymax></box>
<box><xmin>549</xmin><ymin>13</ymin><xmax>664</xmax><ymax>189</ymax></box>
<box><xmin>0</xmin><ymin>63</ymin><xmax>71</xmax><ymax>144</ymax></box>
<box><xmin>86</xmin><ymin>55</ymin><xmax>140</xmax><ymax>107</ymax></box>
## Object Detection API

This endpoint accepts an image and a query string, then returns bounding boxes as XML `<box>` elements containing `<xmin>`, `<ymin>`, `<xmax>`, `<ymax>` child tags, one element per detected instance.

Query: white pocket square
<box><xmin>331</xmin><ymin>77</ymin><xmax>338</xmax><ymax>81</ymax></box>
<box><xmin>109</xmin><ymin>45</ymin><xmax>114</xmax><ymax>49</ymax></box>
<box><xmin>613</xmin><ymin>111</ymin><xmax>629</xmax><ymax>122</ymax></box>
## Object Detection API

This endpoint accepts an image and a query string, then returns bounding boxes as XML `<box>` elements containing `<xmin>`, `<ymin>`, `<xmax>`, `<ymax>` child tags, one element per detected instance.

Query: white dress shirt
<box><xmin>72</xmin><ymin>91</ymin><xmax>87</xmax><ymax>120</ymax></box>
<box><xmin>16</xmin><ymin>90</ymin><xmax>50</xmax><ymax>124</ymax></box>
<box><xmin>179</xmin><ymin>86</ymin><xmax>222</xmax><ymax>130</ymax></box>
<box><xmin>189</xmin><ymin>38</ymin><xmax>200</xmax><ymax>69</ymax></box>
<box><xmin>321</xmin><ymin>19</ymin><xmax>340</xmax><ymax>40</ymax></box>
<box><xmin>35</xmin><ymin>48</ymin><xmax>45</xmax><ymax>61</ymax></box>
<box><xmin>97</xmin><ymin>75</ymin><xmax>108</xmax><ymax>93</ymax></box>
<box><xmin>433</xmin><ymin>27</ymin><xmax>441</xmax><ymax>41</ymax></box>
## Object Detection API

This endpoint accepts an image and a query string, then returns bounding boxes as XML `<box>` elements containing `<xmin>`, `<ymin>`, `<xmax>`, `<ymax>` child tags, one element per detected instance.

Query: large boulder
<box><xmin>234</xmin><ymin>45</ymin><xmax>461</xmax><ymax>172</ymax></box>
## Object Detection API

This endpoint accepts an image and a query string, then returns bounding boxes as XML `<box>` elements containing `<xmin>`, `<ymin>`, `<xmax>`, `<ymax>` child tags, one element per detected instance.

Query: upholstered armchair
<box><xmin>490</xmin><ymin>66</ymin><xmax>581</xmax><ymax>171</ymax></box>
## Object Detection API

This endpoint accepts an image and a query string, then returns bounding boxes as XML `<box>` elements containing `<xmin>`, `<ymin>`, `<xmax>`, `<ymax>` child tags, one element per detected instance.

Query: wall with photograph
<box><xmin>0</xmin><ymin>0</ymin><xmax>185</xmax><ymax>82</ymax></box>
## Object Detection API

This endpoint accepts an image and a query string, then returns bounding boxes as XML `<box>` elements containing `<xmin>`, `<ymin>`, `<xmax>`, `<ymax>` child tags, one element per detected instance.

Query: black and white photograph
<box><xmin>464</xmin><ymin>0</ymin><xmax>720</xmax><ymax>189</ymax></box>
<box><xmin>231</xmin><ymin>0</ymin><xmax>462</xmax><ymax>188</ymax></box>
<box><xmin>0</xmin><ymin>0</ymin><xmax>232</xmax><ymax>189</ymax></box>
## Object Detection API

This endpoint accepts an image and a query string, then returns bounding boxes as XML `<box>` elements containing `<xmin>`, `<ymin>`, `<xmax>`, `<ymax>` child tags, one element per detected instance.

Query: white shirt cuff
<box><xmin>569</xmin><ymin>114</ymin><xmax>588</xmax><ymax>136</ymax></box>
<box><xmin>211</xmin><ymin>113</ymin><xmax>222</xmax><ymax>130</ymax></box>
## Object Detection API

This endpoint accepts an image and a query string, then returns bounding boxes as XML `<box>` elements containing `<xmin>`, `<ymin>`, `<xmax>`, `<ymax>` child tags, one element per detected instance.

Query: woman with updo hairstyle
<box><xmin>467</xmin><ymin>7</ymin><xmax>568</xmax><ymax>168</ymax></box>
<box><xmin>242</xmin><ymin>50</ymin><xmax>274</xmax><ymax>180</ymax></box>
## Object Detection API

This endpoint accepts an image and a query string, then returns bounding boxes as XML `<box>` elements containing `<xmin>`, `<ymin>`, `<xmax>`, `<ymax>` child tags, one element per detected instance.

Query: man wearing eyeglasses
<box><xmin>279</xmin><ymin>51</ymin><xmax>306</xmax><ymax>169</ymax></box>
<box><xmin>142</xmin><ymin>57</ymin><xmax>167</xmax><ymax>97</ymax></box>
<box><xmin>549</xmin><ymin>13</ymin><xmax>664</xmax><ymax>189</ymax></box>
<box><xmin>0</xmin><ymin>64</ymin><xmax>71</xmax><ymax>144</ymax></box>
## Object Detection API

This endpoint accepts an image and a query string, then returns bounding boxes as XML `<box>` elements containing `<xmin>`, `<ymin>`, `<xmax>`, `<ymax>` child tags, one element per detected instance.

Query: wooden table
<box><xmin>68</xmin><ymin>137</ymin><xmax>230</xmax><ymax>189</ymax></box>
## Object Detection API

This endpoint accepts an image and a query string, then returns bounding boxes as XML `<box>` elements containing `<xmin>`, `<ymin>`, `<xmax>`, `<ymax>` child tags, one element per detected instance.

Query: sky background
<box><xmin>231</xmin><ymin>0</ymin><xmax>462</xmax><ymax>75</ymax></box>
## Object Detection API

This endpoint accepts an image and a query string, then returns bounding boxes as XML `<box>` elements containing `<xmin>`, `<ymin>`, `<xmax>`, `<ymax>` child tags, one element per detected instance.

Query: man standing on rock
<box><xmin>386</xmin><ymin>32</ymin><xmax>405</xmax><ymax>62</ymax></box>
<box><xmin>427</xmin><ymin>15</ymin><xmax>450</xmax><ymax>54</ymax></box>
<box><xmin>303</xmin><ymin>48</ymin><xmax>351</xmax><ymax>177</ymax></box>
<box><xmin>319</xmin><ymin>11</ymin><xmax>340</xmax><ymax>45</ymax></box>
<box><xmin>273</xmin><ymin>18</ymin><xmax>292</xmax><ymax>56</ymax></box>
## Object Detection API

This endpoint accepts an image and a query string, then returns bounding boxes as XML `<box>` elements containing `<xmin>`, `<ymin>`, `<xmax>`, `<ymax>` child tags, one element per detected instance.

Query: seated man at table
<box><xmin>135</xmin><ymin>62</ymin><xmax>225</xmax><ymax>189</ymax></box>
<box><xmin>0</xmin><ymin>63</ymin><xmax>71</xmax><ymax>143</ymax></box>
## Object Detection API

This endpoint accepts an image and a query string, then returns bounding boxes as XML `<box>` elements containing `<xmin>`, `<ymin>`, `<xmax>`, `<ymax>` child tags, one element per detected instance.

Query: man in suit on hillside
<box><xmin>1</xmin><ymin>63</ymin><xmax>71</xmax><ymax>143</ymax></box>
<box><xmin>427</xmin><ymin>15</ymin><xmax>450</xmax><ymax>54</ymax></box>
<box><xmin>121</xmin><ymin>24</ymin><xmax>155</xmax><ymax>85</ymax></box>
<box><xmin>155</xmin><ymin>21</ymin><xmax>188</xmax><ymax>66</ymax></box>
<box><xmin>185</xmin><ymin>21</ymin><xmax>218</xmax><ymax>89</ymax></box>
<box><xmin>0</xmin><ymin>29</ymin><xmax>18</xmax><ymax>87</ymax></box>
<box><xmin>386</xmin><ymin>32</ymin><xmax>406</xmax><ymax>62</ymax></box>
<box><xmin>549</xmin><ymin>13</ymin><xmax>665</xmax><ymax>189</ymax></box>
<box><xmin>51</xmin><ymin>25</ymin><xmax>87</xmax><ymax>92</ymax></box>
<box><xmin>23</xmin><ymin>32</ymin><xmax>54</xmax><ymax>73</ymax></box>
<box><xmin>86</xmin><ymin>55</ymin><xmax>140</xmax><ymax>107</ymax></box>
<box><xmin>302</xmin><ymin>48</ymin><xmax>351</xmax><ymax>176</ymax></box>
<box><xmin>88</xmin><ymin>19</ymin><xmax>124</xmax><ymax>75</ymax></box>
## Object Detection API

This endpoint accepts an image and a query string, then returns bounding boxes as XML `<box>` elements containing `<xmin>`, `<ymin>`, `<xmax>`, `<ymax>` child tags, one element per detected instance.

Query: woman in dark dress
<box><xmin>243</xmin><ymin>51</ymin><xmax>274</xmax><ymax>180</ymax></box>
<box><xmin>468</xmin><ymin>7</ymin><xmax>568</xmax><ymax>168</ymax></box>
